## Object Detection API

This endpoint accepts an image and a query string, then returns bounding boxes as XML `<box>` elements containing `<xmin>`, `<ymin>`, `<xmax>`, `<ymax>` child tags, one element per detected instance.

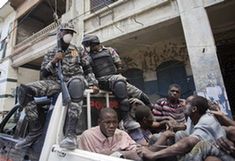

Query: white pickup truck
<box><xmin>0</xmin><ymin>90</ymin><xmax>131</xmax><ymax>161</ymax></box>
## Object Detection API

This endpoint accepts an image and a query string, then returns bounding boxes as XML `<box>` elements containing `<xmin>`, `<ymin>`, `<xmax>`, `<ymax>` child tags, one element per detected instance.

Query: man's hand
<box><xmin>225</xmin><ymin>126</ymin><xmax>235</xmax><ymax>142</ymax></box>
<box><xmin>89</xmin><ymin>85</ymin><xmax>99</xmax><ymax>94</ymax></box>
<box><xmin>209</xmin><ymin>106</ymin><xmax>224</xmax><ymax>118</ymax></box>
<box><xmin>129</xmin><ymin>98</ymin><xmax>145</xmax><ymax>105</ymax></box>
<box><xmin>208</xmin><ymin>101</ymin><xmax>221</xmax><ymax>111</ymax></box>
<box><xmin>137</xmin><ymin>146</ymin><xmax>156</xmax><ymax>160</ymax></box>
<box><xmin>162</xmin><ymin>130</ymin><xmax>175</xmax><ymax>139</ymax></box>
<box><xmin>52</xmin><ymin>52</ymin><xmax>65</xmax><ymax>64</ymax></box>
<box><xmin>179</xmin><ymin>99</ymin><xmax>186</xmax><ymax>107</ymax></box>
<box><xmin>216</xmin><ymin>137</ymin><xmax>235</xmax><ymax>156</ymax></box>
<box><xmin>164</xmin><ymin>120</ymin><xmax>186</xmax><ymax>131</ymax></box>
<box><xmin>121</xmin><ymin>151</ymin><xmax>143</xmax><ymax>161</ymax></box>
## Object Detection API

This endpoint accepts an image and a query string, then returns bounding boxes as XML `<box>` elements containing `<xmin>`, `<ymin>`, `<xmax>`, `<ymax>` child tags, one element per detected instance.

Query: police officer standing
<box><xmin>82</xmin><ymin>35</ymin><xmax>151</xmax><ymax>128</ymax></box>
<box><xmin>15</xmin><ymin>23</ymin><xmax>99</xmax><ymax>150</ymax></box>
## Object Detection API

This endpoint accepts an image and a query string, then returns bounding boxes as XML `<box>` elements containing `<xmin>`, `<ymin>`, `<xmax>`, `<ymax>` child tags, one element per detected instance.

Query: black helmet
<box><xmin>82</xmin><ymin>34</ymin><xmax>100</xmax><ymax>47</ymax></box>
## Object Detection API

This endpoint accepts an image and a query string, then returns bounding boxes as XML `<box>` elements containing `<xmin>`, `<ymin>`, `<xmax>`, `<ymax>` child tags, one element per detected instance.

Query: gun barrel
<box><xmin>58</xmin><ymin>61</ymin><xmax>71</xmax><ymax>106</ymax></box>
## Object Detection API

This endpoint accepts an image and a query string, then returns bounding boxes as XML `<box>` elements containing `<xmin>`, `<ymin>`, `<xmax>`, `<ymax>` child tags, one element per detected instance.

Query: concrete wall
<box><xmin>83</xmin><ymin>0</ymin><xmax>179</xmax><ymax>42</ymax></box>
<box><xmin>17</xmin><ymin>67</ymin><xmax>40</xmax><ymax>84</ymax></box>
<box><xmin>177</xmin><ymin>0</ymin><xmax>231</xmax><ymax>116</ymax></box>
<box><xmin>119</xmin><ymin>37</ymin><xmax>193</xmax><ymax>100</ymax></box>
<box><xmin>0</xmin><ymin>7</ymin><xmax>17</xmax><ymax>113</ymax></box>
<box><xmin>0</xmin><ymin>60</ymin><xmax>18</xmax><ymax>111</ymax></box>
<box><xmin>0</xmin><ymin>11</ymin><xmax>15</xmax><ymax>53</ymax></box>
<box><xmin>120</xmin><ymin>38</ymin><xmax>191</xmax><ymax>80</ymax></box>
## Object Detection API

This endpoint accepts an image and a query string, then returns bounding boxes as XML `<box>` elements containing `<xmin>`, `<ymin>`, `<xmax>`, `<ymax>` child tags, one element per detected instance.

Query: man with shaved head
<box><xmin>79</xmin><ymin>108</ymin><xmax>142</xmax><ymax>160</ymax></box>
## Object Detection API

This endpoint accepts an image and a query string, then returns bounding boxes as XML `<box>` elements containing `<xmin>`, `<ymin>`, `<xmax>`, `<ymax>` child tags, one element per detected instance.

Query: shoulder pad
<box><xmin>105</xmin><ymin>47</ymin><xmax>116</xmax><ymax>52</ymax></box>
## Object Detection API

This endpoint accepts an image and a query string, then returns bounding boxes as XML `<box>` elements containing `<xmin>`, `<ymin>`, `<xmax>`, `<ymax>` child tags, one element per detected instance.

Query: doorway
<box><xmin>156</xmin><ymin>60</ymin><xmax>195</xmax><ymax>98</ymax></box>
<box><xmin>217</xmin><ymin>43</ymin><xmax>235</xmax><ymax>115</ymax></box>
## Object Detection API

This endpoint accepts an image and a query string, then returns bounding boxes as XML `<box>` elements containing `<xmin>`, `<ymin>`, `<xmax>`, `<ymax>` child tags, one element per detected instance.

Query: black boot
<box><xmin>17</xmin><ymin>84</ymin><xmax>35</xmax><ymax>107</ymax></box>
<box><xmin>119</xmin><ymin>98</ymin><xmax>130</xmax><ymax>121</ymax></box>
<box><xmin>59</xmin><ymin>116</ymin><xmax>78</xmax><ymax>150</ymax></box>
<box><xmin>15</xmin><ymin>119</ymin><xmax>42</xmax><ymax>149</ymax></box>
<box><xmin>118</xmin><ymin>98</ymin><xmax>140</xmax><ymax>130</ymax></box>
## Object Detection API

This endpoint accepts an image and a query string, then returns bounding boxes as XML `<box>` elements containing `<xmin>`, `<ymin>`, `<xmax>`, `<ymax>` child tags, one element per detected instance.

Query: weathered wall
<box><xmin>121</xmin><ymin>38</ymin><xmax>191</xmax><ymax>80</ymax></box>
<box><xmin>119</xmin><ymin>37</ymin><xmax>193</xmax><ymax>100</ymax></box>
<box><xmin>0</xmin><ymin>60</ymin><xmax>18</xmax><ymax>111</ymax></box>
<box><xmin>83</xmin><ymin>0</ymin><xmax>179</xmax><ymax>42</ymax></box>
<box><xmin>177</xmin><ymin>0</ymin><xmax>231</xmax><ymax>116</ymax></box>
<box><xmin>0</xmin><ymin>8</ymin><xmax>17</xmax><ymax>112</ymax></box>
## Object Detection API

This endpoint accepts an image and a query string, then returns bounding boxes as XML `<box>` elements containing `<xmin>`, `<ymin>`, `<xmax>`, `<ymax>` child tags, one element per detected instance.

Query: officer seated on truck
<box><xmin>15</xmin><ymin>22</ymin><xmax>99</xmax><ymax>150</ymax></box>
<box><xmin>82</xmin><ymin>34</ymin><xmax>152</xmax><ymax>129</ymax></box>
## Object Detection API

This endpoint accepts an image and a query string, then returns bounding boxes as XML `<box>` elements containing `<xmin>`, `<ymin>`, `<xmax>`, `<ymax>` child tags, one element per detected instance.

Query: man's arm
<box><xmin>210</xmin><ymin>109</ymin><xmax>235</xmax><ymax>126</ymax></box>
<box><xmin>140</xmin><ymin>136</ymin><xmax>199</xmax><ymax>160</ymax></box>
<box><xmin>107</xmin><ymin>47</ymin><xmax>123</xmax><ymax>73</ymax></box>
<box><xmin>80</xmin><ymin>48</ymin><xmax>99</xmax><ymax>93</ymax></box>
<box><xmin>216</xmin><ymin>136</ymin><xmax>235</xmax><ymax>157</ymax></box>
<box><xmin>149</xmin><ymin>130</ymin><xmax>175</xmax><ymax>151</ymax></box>
<box><xmin>166</xmin><ymin>120</ymin><xmax>187</xmax><ymax>131</ymax></box>
<box><xmin>41</xmin><ymin>50</ymin><xmax>59</xmax><ymax>79</ymax></box>
<box><xmin>208</xmin><ymin>102</ymin><xmax>235</xmax><ymax>126</ymax></box>
<box><xmin>120</xmin><ymin>150</ymin><xmax>142</xmax><ymax>161</ymax></box>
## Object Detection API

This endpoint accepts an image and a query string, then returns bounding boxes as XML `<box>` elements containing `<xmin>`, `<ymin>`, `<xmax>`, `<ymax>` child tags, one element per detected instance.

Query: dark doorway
<box><xmin>156</xmin><ymin>60</ymin><xmax>195</xmax><ymax>98</ymax></box>
<box><xmin>123</xmin><ymin>68</ymin><xmax>144</xmax><ymax>91</ymax></box>
<box><xmin>217</xmin><ymin>43</ymin><xmax>235</xmax><ymax>116</ymax></box>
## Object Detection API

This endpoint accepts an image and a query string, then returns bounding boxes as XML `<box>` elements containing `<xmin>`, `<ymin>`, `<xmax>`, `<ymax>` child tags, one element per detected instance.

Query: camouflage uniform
<box><xmin>25</xmin><ymin>44</ymin><xmax>97</xmax><ymax>121</ymax></box>
<box><xmin>82</xmin><ymin>34</ymin><xmax>151</xmax><ymax>132</ymax></box>
<box><xmin>89</xmin><ymin>46</ymin><xmax>151</xmax><ymax>126</ymax></box>
<box><xmin>15</xmin><ymin>43</ymin><xmax>97</xmax><ymax>150</ymax></box>
<box><xmin>94</xmin><ymin>46</ymin><xmax>143</xmax><ymax>98</ymax></box>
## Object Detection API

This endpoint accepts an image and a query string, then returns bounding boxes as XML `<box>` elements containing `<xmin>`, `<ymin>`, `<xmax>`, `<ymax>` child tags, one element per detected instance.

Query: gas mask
<box><xmin>63</xmin><ymin>33</ymin><xmax>73</xmax><ymax>44</ymax></box>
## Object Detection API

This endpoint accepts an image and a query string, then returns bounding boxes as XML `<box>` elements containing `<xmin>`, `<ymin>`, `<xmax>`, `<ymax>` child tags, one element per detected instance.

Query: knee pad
<box><xmin>112</xmin><ymin>80</ymin><xmax>128</xmax><ymax>100</ymax></box>
<box><xmin>68</xmin><ymin>78</ymin><xmax>85</xmax><ymax>103</ymax></box>
<box><xmin>120</xmin><ymin>98</ymin><xmax>130</xmax><ymax>112</ymax></box>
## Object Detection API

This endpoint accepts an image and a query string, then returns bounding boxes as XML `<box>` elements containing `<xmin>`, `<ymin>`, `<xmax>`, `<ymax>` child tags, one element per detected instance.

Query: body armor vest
<box><xmin>90</xmin><ymin>49</ymin><xmax>117</xmax><ymax>78</ymax></box>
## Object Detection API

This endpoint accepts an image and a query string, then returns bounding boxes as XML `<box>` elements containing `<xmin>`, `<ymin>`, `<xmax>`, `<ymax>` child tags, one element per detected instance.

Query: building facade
<box><xmin>0</xmin><ymin>0</ymin><xmax>234</xmax><ymax>117</ymax></box>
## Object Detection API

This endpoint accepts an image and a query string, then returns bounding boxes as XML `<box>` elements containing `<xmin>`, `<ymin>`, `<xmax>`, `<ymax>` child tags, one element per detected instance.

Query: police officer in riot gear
<box><xmin>15</xmin><ymin>23</ymin><xmax>99</xmax><ymax>150</ymax></box>
<box><xmin>82</xmin><ymin>34</ymin><xmax>152</xmax><ymax>128</ymax></box>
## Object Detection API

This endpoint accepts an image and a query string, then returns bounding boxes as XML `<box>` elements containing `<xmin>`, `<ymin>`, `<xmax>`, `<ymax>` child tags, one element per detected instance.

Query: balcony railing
<box><xmin>90</xmin><ymin>0</ymin><xmax>117</xmax><ymax>12</ymax></box>
<box><xmin>14</xmin><ymin>20</ymin><xmax>61</xmax><ymax>50</ymax></box>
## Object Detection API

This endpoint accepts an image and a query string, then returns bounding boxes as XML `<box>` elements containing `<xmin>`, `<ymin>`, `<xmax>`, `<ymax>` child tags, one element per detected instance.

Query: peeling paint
<box><xmin>121</xmin><ymin>41</ymin><xmax>189</xmax><ymax>72</ymax></box>
<box><xmin>197</xmin><ymin>73</ymin><xmax>232</xmax><ymax>117</ymax></box>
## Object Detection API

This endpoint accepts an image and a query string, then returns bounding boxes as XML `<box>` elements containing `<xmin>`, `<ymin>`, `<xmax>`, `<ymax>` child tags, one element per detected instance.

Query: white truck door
<box><xmin>47</xmin><ymin>144</ymin><xmax>133</xmax><ymax>161</ymax></box>
<box><xmin>40</xmin><ymin>90</ymin><xmax>122</xmax><ymax>161</ymax></box>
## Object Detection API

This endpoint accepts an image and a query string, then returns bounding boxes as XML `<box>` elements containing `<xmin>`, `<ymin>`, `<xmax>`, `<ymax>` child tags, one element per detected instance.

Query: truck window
<box><xmin>2</xmin><ymin>109</ymin><xmax>20</xmax><ymax>135</ymax></box>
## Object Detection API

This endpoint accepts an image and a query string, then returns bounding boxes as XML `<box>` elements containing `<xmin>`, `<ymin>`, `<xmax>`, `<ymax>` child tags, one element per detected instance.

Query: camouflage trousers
<box><xmin>180</xmin><ymin>141</ymin><xmax>235</xmax><ymax>161</ymax></box>
<box><xmin>24</xmin><ymin>75</ymin><xmax>87</xmax><ymax>121</ymax></box>
<box><xmin>98</xmin><ymin>74</ymin><xmax>143</xmax><ymax>99</ymax></box>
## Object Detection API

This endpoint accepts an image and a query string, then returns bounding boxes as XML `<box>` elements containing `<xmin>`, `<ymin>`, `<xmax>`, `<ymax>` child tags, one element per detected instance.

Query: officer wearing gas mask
<box><xmin>15</xmin><ymin>23</ymin><xmax>99</xmax><ymax>150</ymax></box>
<box><xmin>82</xmin><ymin>34</ymin><xmax>152</xmax><ymax>129</ymax></box>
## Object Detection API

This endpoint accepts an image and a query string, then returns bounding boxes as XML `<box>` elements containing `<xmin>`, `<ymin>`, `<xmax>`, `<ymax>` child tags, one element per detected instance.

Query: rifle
<box><xmin>56</xmin><ymin>26</ymin><xmax>71</xmax><ymax>106</ymax></box>
<box><xmin>57</xmin><ymin>61</ymin><xmax>71</xmax><ymax>106</ymax></box>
